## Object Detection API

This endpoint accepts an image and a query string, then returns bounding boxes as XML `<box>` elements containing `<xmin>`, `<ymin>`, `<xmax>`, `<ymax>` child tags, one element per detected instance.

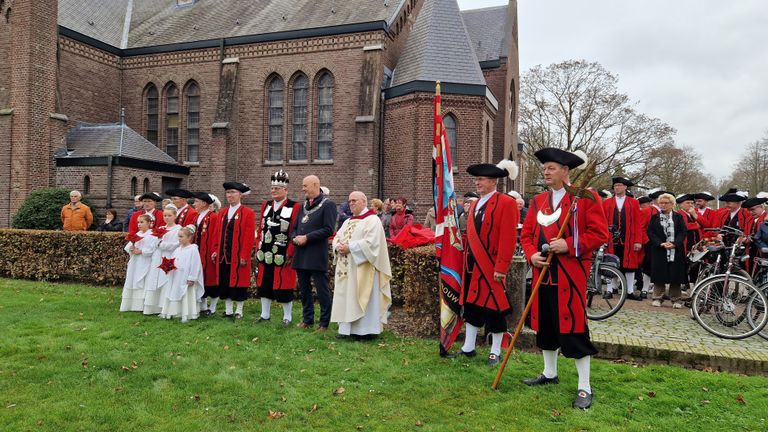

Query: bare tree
<box><xmin>728</xmin><ymin>134</ymin><xmax>768</xmax><ymax>194</ymax></box>
<box><xmin>520</xmin><ymin>60</ymin><xmax>676</xmax><ymax>191</ymax></box>
<box><xmin>635</xmin><ymin>143</ymin><xmax>716</xmax><ymax>195</ymax></box>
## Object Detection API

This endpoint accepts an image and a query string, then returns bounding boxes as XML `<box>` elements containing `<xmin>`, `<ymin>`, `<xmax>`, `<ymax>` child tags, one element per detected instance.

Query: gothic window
<box><xmin>291</xmin><ymin>74</ymin><xmax>309</xmax><ymax>161</ymax></box>
<box><xmin>316</xmin><ymin>73</ymin><xmax>334</xmax><ymax>160</ymax></box>
<box><xmin>185</xmin><ymin>82</ymin><xmax>200</xmax><ymax>162</ymax></box>
<box><xmin>444</xmin><ymin>114</ymin><xmax>458</xmax><ymax>165</ymax></box>
<box><xmin>131</xmin><ymin>177</ymin><xmax>138</xmax><ymax>196</ymax></box>
<box><xmin>143</xmin><ymin>178</ymin><xmax>150</xmax><ymax>193</ymax></box>
<box><xmin>83</xmin><ymin>176</ymin><xmax>90</xmax><ymax>195</ymax></box>
<box><xmin>165</xmin><ymin>84</ymin><xmax>179</xmax><ymax>160</ymax></box>
<box><xmin>145</xmin><ymin>85</ymin><xmax>159</xmax><ymax>145</ymax></box>
<box><xmin>267</xmin><ymin>75</ymin><xmax>284</xmax><ymax>161</ymax></box>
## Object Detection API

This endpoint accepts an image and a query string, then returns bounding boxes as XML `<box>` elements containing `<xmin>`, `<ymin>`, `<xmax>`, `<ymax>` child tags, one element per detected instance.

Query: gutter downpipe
<box><xmin>377</xmin><ymin>90</ymin><xmax>386</xmax><ymax>200</ymax></box>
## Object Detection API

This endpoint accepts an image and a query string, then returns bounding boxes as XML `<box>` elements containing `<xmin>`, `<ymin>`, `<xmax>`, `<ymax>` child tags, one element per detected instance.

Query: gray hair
<box><xmin>70</xmin><ymin>190</ymin><xmax>82</xmax><ymax>198</ymax></box>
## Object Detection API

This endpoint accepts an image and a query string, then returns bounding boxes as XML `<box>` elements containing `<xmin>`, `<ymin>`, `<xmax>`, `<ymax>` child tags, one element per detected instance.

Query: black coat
<box><xmin>97</xmin><ymin>220</ymin><xmax>124</xmax><ymax>232</ymax></box>
<box><xmin>647</xmin><ymin>211</ymin><xmax>687</xmax><ymax>284</ymax></box>
<box><xmin>291</xmin><ymin>193</ymin><xmax>337</xmax><ymax>271</ymax></box>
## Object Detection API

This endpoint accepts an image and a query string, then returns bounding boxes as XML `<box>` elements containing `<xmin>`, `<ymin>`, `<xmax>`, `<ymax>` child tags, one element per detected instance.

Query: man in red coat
<box><xmin>255</xmin><ymin>170</ymin><xmax>300</xmax><ymax>326</ymax></box>
<box><xmin>127</xmin><ymin>192</ymin><xmax>164</xmax><ymax>234</ymax></box>
<box><xmin>167</xmin><ymin>188</ymin><xmax>198</xmax><ymax>227</ymax></box>
<box><xmin>693</xmin><ymin>192</ymin><xmax>716</xmax><ymax>231</ymax></box>
<box><xmin>677</xmin><ymin>193</ymin><xmax>710</xmax><ymax>289</ymax></box>
<box><xmin>192</xmin><ymin>192</ymin><xmax>221</xmax><ymax>316</ymax></box>
<box><xmin>712</xmin><ymin>188</ymin><xmax>752</xmax><ymax>246</ymax></box>
<box><xmin>602</xmin><ymin>177</ymin><xmax>643</xmax><ymax>300</ymax></box>
<box><xmin>520</xmin><ymin>148</ymin><xmax>609</xmax><ymax>410</ymax></box>
<box><xmin>452</xmin><ymin>159</ymin><xmax>519</xmax><ymax>366</ymax></box>
<box><xmin>216</xmin><ymin>182</ymin><xmax>256</xmax><ymax>320</ymax></box>
<box><xmin>743</xmin><ymin>194</ymin><xmax>768</xmax><ymax>271</ymax></box>
<box><xmin>635</xmin><ymin>196</ymin><xmax>655</xmax><ymax>295</ymax></box>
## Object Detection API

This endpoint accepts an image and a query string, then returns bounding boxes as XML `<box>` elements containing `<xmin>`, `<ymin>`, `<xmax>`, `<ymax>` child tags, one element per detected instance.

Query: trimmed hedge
<box><xmin>0</xmin><ymin>230</ymin><xmax>446</xmax><ymax>336</ymax></box>
<box><xmin>12</xmin><ymin>188</ymin><xmax>94</xmax><ymax>230</ymax></box>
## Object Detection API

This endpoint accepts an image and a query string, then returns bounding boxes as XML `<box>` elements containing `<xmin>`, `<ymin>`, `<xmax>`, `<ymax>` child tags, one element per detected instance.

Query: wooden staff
<box><xmin>491</xmin><ymin>163</ymin><xmax>596</xmax><ymax>390</ymax></box>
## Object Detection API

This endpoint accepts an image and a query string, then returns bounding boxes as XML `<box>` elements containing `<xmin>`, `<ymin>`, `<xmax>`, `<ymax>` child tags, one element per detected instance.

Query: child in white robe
<box><xmin>120</xmin><ymin>215</ymin><xmax>158</xmax><ymax>312</ymax></box>
<box><xmin>143</xmin><ymin>206</ymin><xmax>181</xmax><ymax>315</ymax></box>
<box><xmin>159</xmin><ymin>225</ymin><xmax>205</xmax><ymax>322</ymax></box>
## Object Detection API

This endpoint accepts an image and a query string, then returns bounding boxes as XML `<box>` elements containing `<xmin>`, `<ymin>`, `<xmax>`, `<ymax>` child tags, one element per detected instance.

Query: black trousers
<box><xmin>218</xmin><ymin>262</ymin><xmax>248</xmax><ymax>301</ymax></box>
<box><xmin>257</xmin><ymin>265</ymin><xmax>295</xmax><ymax>303</ymax></box>
<box><xmin>535</xmin><ymin>283</ymin><xmax>598</xmax><ymax>359</ymax></box>
<box><xmin>297</xmin><ymin>269</ymin><xmax>331</xmax><ymax>327</ymax></box>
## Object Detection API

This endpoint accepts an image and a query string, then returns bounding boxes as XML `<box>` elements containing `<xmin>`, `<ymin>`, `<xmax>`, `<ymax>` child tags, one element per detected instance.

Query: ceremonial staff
<box><xmin>491</xmin><ymin>161</ymin><xmax>597</xmax><ymax>390</ymax></box>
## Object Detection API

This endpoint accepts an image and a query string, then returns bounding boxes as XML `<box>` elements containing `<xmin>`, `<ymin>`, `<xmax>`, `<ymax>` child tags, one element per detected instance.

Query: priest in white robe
<box><xmin>331</xmin><ymin>191</ymin><xmax>392</xmax><ymax>340</ymax></box>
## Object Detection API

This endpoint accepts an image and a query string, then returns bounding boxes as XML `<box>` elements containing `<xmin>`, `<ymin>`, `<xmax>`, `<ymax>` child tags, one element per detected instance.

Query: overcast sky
<box><xmin>457</xmin><ymin>0</ymin><xmax>768</xmax><ymax>179</ymax></box>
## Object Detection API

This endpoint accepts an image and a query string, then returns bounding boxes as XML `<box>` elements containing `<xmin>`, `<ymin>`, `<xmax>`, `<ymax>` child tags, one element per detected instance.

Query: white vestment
<box><xmin>331</xmin><ymin>212</ymin><xmax>392</xmax><ymax>335</ymax></box>
<box><xmin>143</xmin><ymin>225</ymin><xmax>181</xmax><ymax>314</ymax></box>
<box><xmin>120</xmin><ymin>231</ymin><xmax>159</xmax><ymax>312</ymax></box>
<box><xmin>159</xmin><ymin>244</ymin><xmax>205</xmax><ymax>322</ymax></box>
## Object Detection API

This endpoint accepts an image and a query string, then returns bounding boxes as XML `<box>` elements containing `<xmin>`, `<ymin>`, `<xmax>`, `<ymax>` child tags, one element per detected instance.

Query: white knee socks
<box><xmin>542</xmin><ymin>349</ymin><xmax>558</xmax><ymax>378</ymax></box>
<box><xmin>209</xmin><ymin>297</ymin><xmax>219</xmax><ymax>313</ymax></box>
<box><xmin>282</xmin><ymin>301</ymin><xmax>293</xmax><ymax>322</ymax></box>
<box><xmin>625</xmin><ymin>271</ymin><xmax>636</xmax><ymax>294</ymax></box>
<box><xmin>224</xmin><ymin>299</ymin><xmax>233</xmax><ymax>315</ymax></box>
<box><xmin>642</xmin><ymin>274</ymin><xmax>651</xmax><ymax>293</ymax></box>
<box><xmin>260</xmin><ymin>297</ymin><xmax>272</xmax><ymax>319</ymax></box>
<box><xmin>200</xmin><ymin>297</ymin><xmax>209</xmax><ymax>311</ymax></box>
<box><xmin>235</xmin><ymin>301</ymin><xmax>244</xmax><ymax>315</ymax></box>
<box><xmin>490</xmin><ymin>332</ymin><xmax>503</xmax><ymax>356</ymax></box>
<box><xmin>461</xmin><ymin>324</ymin><xmax>479</xmax><ymax>353</ymax></box>
<box><xmin>575</xmin><ymin>355</ymin><xmax>592</xmax><ymax>394</ymax></box>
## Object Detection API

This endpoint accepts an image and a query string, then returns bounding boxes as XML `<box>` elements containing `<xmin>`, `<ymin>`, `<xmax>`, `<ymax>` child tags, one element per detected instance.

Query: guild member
<box><xmin>255</xmin><ymin>170</ymin><xmax>300</xmax><ymax>326</ymax></box>
<box><xmin>693</xmin><ymin>191</ymin><xmax>716</xmax><ymax>228</ymax></box>
<box><xmin>192</xmin><ymin>192</ymin><xmax>221</xmax><ymax>316</ymax></box>
<box><xmin>166</xmin><ymin>188</ymin><xmax>198</xmax><ymax>226</ymax></box>
<box><xmin>676</xmin><ymin>194</ymin><xmax>707</xmax><ymax>289</ymax></box>
<box><xmin>292</xmin><ymin>175</ymin><xmax>337</xmax><ymax>331</ymax></box>
<box><xmin>452</xmin><ymin>159</ymin><xmax>519</xmax><ymax>366</ymax></box>
<box><xmin>128</xmin><ymin>192</ymin><xmax>164</xmax><ymax>234</ymax></box>
<box><xmin>216</xmin><ymin>182</ymin><xmax>256</xmax><ymax>320</ymax></box>
<box><xmin>331</xmin><ymin>191</ymin><xmax>392</xmax><ymax>340</ymax></box>
<box><xmin>602</xmin><ymin>177</ymin><xmax>643</xmax><ymax>300</ymax></box>
<box><xmin>636</xmin><ymin>196</ymin><xmax>653</xmax><ymax>295</ymax></box>
<box><xmin>713</xmin><ymin>188</ymin><xmax>751</xmax><ymax>245</ymax></box>
<box><xmin>520</xmin><ymin>148</ymin><xmax>609</xmax><ymax>410</ymax></box>
<box><xmin>743</xmin><ymin>193</ymin><xmax>768</xmax><ymax>268</ymax></box>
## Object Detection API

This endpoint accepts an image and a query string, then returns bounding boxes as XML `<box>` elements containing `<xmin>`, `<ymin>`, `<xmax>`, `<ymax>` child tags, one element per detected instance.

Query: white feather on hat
<box><xmin>572</xmin><ymin>150</ymin><xmax>589</xmax><ymax>170</ymax></box>
<box><xmin>496</xmin><ymin>159</ymin><xmax>519</xmax><ymax>180</ymax></box>
<box><xmin>757</xmin><ymin>191</ymin><xmax>768</xmax><ymax>199</ymax></box>
<box><xmin>507</xmin><ymin>190</ymin><xmax>522</xmax><ymax>199</ymax></box>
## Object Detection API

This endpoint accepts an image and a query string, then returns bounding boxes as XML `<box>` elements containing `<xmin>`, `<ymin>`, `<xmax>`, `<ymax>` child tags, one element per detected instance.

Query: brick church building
<box><xmin>0</xmin><ymin>0</ymin><xmax>520</xmax><ymax>226</ymax></box>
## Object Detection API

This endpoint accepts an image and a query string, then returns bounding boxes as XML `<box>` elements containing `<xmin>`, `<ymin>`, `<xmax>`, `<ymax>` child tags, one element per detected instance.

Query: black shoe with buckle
<box><xmin>223</xmin><ymin>312</ymin><xmax>234</xmax><ymax>318</ymax></box>
<box><xmin>522</xmin><ymin>374</ymin><xmax>559</xmax><ymax>386</ymax></box>
<box><xmin>447</xmin><ymin>349</ymin><xmax>477</xmax><ymax>359</ymax></box>
<box><xmin>640</xmin><ymin>291</ymin><xmax>648</xmax><ymax>299</ymax></box>
<box><xmin>281</xmin><ymin>319</ymin><xmax>291</xmax><ymax>328</ymax></box>
<box><xmin>628</xmin><ymin>292</ymin><xmax>642</xmax><ymax>301</ymax></box>
<box><xmin>234</xmin><ymin>313</ymin><xmax>242</xmax><ymax>320</ymax></box>
<box><xmin>487</xmin><ymin>353</ymin><xmax>500</xmax><ymax>366</ymax></box>
<box><xmin>256</xmin><ymin>317</ymin><xmax>270</xmax><ymax>323</ymax></box>
<box><xmin>573</xmin><ymin>389</ymin><xmax>593</xmax><ymax>409</ymax></box>
<box><xmin>602</xmin><ymin>292</ymin><xmax>613</xmax><ymax>299</ymax></box>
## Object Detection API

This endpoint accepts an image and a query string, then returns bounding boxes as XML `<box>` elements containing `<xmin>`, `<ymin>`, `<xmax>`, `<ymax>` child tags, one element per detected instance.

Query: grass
<box><xmin>0</xmin><ymin>279</ymin><xmax>766</xmax><ymax>432</ymax></box>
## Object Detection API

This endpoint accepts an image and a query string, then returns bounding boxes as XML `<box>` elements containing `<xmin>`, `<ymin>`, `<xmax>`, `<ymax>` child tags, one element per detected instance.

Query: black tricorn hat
<box><xmin>463</xmin><ymin>191</ymin><xmax>479</xmax><ymax>199</ymax></box>
<box><xmin>648</xmin><ymin>188</ymin><xmax>668</xmax><ymax>200</ymax></box>
<box><xmin>223</xmin><ymin>182</ymin><xmax>251</xmax><ymax>194</ymax></box>
<box><xmin>675</xmin><ymin>193</ymin><xmax>694</xmax><ymax>204</ymax></box>
<box><xmin>533</xmin><ymin>148</ymin><xmax>587</xmax><ymax>170</ymax></box>
<box><xmin>612</xmin><ymin>176</ymin><xmax>635</xmax><ymax>187</ymax></box>
<box><xmin>466</xmin><ymin>164</ymin><xmax>506</xmax><ymax>178</ymax></box>
<box><xmin>638</xmin><ymin>196</ymin><xmax>652</xmax><ymax>204</ymax></box>
<box><xmin>165</xmin><ymin>188</ymin><xmax>193</xmax><ymax>198</ymax></box>
<box><xmin>139</xmin><ymin>192</ymin><xmax>162</xmax><ymax>202</ymax></box>
<box><xmin>694</xmin><ymin>191</ymin><xmax>715</xmax><ymax>201</ymax></box>
<box><xmin>192</xmin><ymin>192</ymin><xmax>214</xmax><ymax>204</ymax></box>
<box><xmin>718</xmin><ymin>188</ymin><xmax>748</xmax><ymax>202</ymax></box>
<box><xmin>742</xmin><ymin>194</ymin><xmax>768</xmax><ymax>208</ymax></box>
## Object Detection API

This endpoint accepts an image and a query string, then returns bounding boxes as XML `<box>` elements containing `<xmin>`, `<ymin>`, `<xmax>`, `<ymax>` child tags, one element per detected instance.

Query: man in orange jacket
<box><xmin>61</xmin><ymin>190</ymin><xmax>93</xmax><ymax>231</ymax></box>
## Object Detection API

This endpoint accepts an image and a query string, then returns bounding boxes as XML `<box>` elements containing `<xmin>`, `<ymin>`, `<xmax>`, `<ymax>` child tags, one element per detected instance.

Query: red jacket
<box><xmin>678</xmin><ymin>210</ymin><xmax>707</xmax><ymax>254</ymax></box>
<box><xmin>712</xmin><ymin>207</ymin><xmax>753</xmax><ymax>235</ymax></box>
<box><xmin>602</xmin><ymin>195</ymin><xmax>643</xmax><ymax>268</ymax></box>
<box><xmin>175</xmin><ymin>205</ymin><xmax>199</xmax><ymax>228</ymax></box>
<box><xmin>462</xmin><ymin>192</ymin><xmax>518</xmax><ymax>312</ymax></box>
<box><xmin>522</xmin><ymin>190</ymin><xmax>610</xmax><ymax>334</ymax></box>
<box><xmin>256</xmin><ymin>200</ymin><xmax>300</xmax><ymax>291</ymax></box>
<box><xmin>128</xmin><ymin>209</ymin><xmax>164</xmax><ymax>235</ymax></box>
<box><xmin>218</xmin><ymin>205</ymin><xmax>256</xmax><ymax>288</ymax></box>
<box><xmin>195</xmin><ymin>210</ymin><xmax>220</xmax><ymax>287</ymax></box>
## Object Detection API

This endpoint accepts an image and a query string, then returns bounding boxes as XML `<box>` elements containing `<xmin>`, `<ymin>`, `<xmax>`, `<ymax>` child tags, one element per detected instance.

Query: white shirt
<box><xmin>196</xmin><ymin>209</ymin><xmax>209</xmax><ymax>226</ymax></box>
<box><xmin>272</xmin><ymin>198</ymin><xmax>287</xmax><ymax>212</ymax></box>
<box><xmin>227</xmin><ymin>203</ymin><xmax>241</xmax><ymax>220</ymax></box>
<box><xmin>729</xmin><ymin>209</ymin><xmax>739</xmax><ymax>220</ymax></box>
<box><xmin>615</xmin><ymin>195</ymin><xmax>626</xmax><ymax>211</ymax></box>
<box><xmin>697</xmin><ymin>207</ymin><xmax>706</xmax><ymax>215</ymax></box>
<box><xmin>475</xmin><ymin>190</ymin><xmax>497</xmax><ymax>215</ymax></box>
<box><xmin>551</xmin><ymin>187</ymin><xmax>566</xmax><ymax>209</ymax></box>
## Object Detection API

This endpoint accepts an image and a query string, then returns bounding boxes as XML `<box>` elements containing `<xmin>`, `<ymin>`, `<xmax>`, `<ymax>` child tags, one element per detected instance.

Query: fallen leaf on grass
<box><xmin>6</xmin><ymin>404</ymin><xmax>16</xmax><ymax>408</ymax></box>
<box><xmin>308</xmin><ymin>348</ymin><xmax>316</xmax><ymax>353</ymax></box>
<box><xmin>223</xmin><ymin>345</ymin><xmax>230</xmax><ymax>351</ymax></box>
<box><xmin>281</xmin><ymin>396</ymin><xmax>287</xmax><ymax>402</ymax></box>
<box><xmin>648</xmin><ymin>391</ymin><xmax>656</xmax><ymax>398</ymax></box>
<box><xmin>236</xmin><ymin>342</ymin><xmax>241</xmax><ymax>347</ymax></box>
<box><xmin>638</xmin><ymin>396</ymin><xmax>644</xmax><ymax>401</ymax></box>
<box><xmin>121</xmin><ymin>366</ymin><xmax>130</xmax><ymax>372</ymax></box>
<box><xmin>699</xmin><ymin>400</ymin><xmax>710</xmax><ymax>406</ymax></box>
<box><xmin>252</xmin><ymin>337</ymin><xmax>259</xmax><ymax>343</ymax></box>
<box><xmin>702</xmin><ymin>387</ymin><xmax>709</xmax><ymax>392</ymax></box>
<box><xmin>268</xmin><ymin>410</ymin><xmax>286</xmax><ymax>420</ymax></box>
<box><xmin>81</xmin><ymin>358</ymin><xmax>89</xmax><ymax>368</ymax></box>
<box><xmin>550</xmin><ymin>409</ymin><xmax>560</xmax><ymax>417</ymax></box>
<box><xmin>333</xmin><ymin>387</ymin><xmax>346</xmax><ymax>395</ymax></box>
<box><xmin>131</xmin><ymin>361</ymin><xmax>138</xmax><ymax>369</ymax></box>
<box><xmin>736</xmin><ymin>394</ymin><xmax>746</xmax><ymax>405</ymax></box>
<box><xmin>344</xmin><ymin>368</ymin><xmax>351</xmax><ymax>372</ymax></box>
<box><xmin>415</xmin><ymin>420</ymin><xmax>424</xmax><ymax>427</ymax></box>
<box><xmin>308</xmin><ymin>404</ymin><xmax>318</xmax><ymax>414</ymax></box>
<box><xmin>402</xmin><ymin>358</ymin><xmax>410</xmax><ymax>366</ymax></box>
<box><xmin>172</xmin><ymin>404</ymin><xmax>177</xmax><ymax>412</ymax></box>
<box><xmin>377</xmin><ymin>343</ymin><xmax>387</xmax><ymax>348</ymax></box>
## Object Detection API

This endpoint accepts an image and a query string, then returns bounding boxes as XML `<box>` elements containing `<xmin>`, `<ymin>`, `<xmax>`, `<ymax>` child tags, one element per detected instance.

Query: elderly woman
<box><xmin>647</xmin><ymin>193</ymin><xmax>688</xmax><ymax>308</ymax></box>
<box><xmin>96</xmin><ymin>209</ymin><xmax>124</xmax><ymax>232</ymax></box>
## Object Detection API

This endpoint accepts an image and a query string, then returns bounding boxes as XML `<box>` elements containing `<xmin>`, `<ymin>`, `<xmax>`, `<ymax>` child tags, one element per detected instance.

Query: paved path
<box><xmin>584</xmin><ymin>301</ymin><xmax>768</xmax><ymax>374</ymax></box>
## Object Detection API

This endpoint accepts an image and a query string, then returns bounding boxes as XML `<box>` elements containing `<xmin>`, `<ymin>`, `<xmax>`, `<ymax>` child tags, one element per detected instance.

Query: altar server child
<box><xmin>159</xmin><ymin>225</ymin><xmax>205</xmax><ymax>322</ymax></box>
<box><xmin>143</xmin><ymin>206</ymin><xmax>181</xmax><ymax>315</ymax></box>
<box><xmin>120</xmin><ymin>215</ymin><xmax>159</xmax><ymax>312</ymax></box>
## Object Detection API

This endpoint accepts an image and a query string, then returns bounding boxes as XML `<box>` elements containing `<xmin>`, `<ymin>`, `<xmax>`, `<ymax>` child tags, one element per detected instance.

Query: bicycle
<box><xmin>585</xmin><ymin>242</ymin><xmax>627</xmax><ymax>321</ymax></box>
<box><xmin>746</xmin><ymin>253</ymin><xmax>768</xmax><ymax>341</ymax></box>
<box><xmin>690</xmin><ymin>226</ymin><xmax>768</xmax><ymax>339</ymax></box>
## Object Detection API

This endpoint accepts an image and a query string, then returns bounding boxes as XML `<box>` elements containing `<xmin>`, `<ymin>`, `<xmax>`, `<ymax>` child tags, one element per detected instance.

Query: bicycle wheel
<box><xmin>691</xmin><ymin>275</ymin><xmax>768</xmax><ymax>339</ymax></box>
<box><xmin>587</xmin><ymin>265</ymin><xmax>627</xmax><ymax>321</ymax></box>
<box><xmin>746</xmin><ymin>285</ymin><xmax>768</xmax><ymax>341</ymax></box>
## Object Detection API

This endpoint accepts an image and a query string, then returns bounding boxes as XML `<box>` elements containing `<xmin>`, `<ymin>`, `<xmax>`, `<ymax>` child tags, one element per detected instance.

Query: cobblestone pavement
<box><xmin>587</xmin><ymin>300</ymin><xmax>768</xmax><ymax>374</ymax></box>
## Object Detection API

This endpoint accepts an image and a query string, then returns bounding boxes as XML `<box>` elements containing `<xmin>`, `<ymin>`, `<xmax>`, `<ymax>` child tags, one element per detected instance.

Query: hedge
<box><xmin>0</xmin><ymin>229</ymin><xmax>441</xmax><ymax>334</ymax></box>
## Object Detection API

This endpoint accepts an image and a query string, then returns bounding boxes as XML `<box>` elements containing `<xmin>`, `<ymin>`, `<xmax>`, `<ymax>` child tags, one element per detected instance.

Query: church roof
<box><xmin>391</xmin><ymin>0</ymin><xmax>485</xmax><ymax>88</ymax></box>
<box><xmin>58</xmin><ymin>123</ymin><xmax>180</xmax><ymax>165</ymax></box>
<box><xmin>461</xmin><ymin>5</ymin><xmax>509</xmax><ymax>63</ymax></box>
<box><xmin>59</xmin><ymin>0</ymin><xmax>404</xmax><ymax>49</ymax></box>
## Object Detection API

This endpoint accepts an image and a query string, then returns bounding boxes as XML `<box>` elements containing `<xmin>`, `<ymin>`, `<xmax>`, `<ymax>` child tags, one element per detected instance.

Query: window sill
<box><xmin>288</xmin><ymin>159</ymin><xmax>309</xmax><ymax>165</ymax></box>
<box><xmin>183</xmin><ymin>161</ymin><xmax>200</xmax><ymax>167</ymax></box>
<box><xmin>264</xmin><ymin>160</ymin><xmax>284</xmax><ymax>165</ymax></box>
<box><xmin>313</xmin><ymin>159</ymin><xmax>333</xmax><ymax>165</ymax></box>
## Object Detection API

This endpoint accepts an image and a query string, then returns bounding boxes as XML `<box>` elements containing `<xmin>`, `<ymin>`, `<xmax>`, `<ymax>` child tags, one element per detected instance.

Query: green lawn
<box><xmin>0</xmin><ymin>279</ymin><xmax>766</xmax><ymax>432</ymax></box>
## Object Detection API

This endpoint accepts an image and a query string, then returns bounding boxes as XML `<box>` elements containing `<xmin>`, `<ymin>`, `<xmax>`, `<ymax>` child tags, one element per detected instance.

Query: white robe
<box><xmin>331</xmin><ymin>213</ymin><xmax>392</xmax><ymax>335</ymax></box>
<box><xmin>159</xmin><ymin>244</ymin><xmax>205</xmax><ymax>322</ymax></box>
<box><xmin>143</xmin><ymin>225</ymin><xmax>181</xmax><ymax>315</ymax></box>
<box><xmin>120</xmin><ymin>231</ymin><xmax>159</xmax><ymax>312</ymax></box>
